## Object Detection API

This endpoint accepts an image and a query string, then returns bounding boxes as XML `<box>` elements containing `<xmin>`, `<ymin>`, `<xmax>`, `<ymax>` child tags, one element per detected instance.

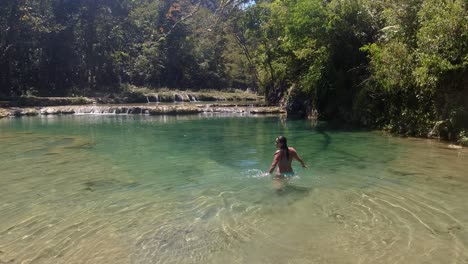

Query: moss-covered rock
<box><xmin>428</xmin><ymin>120</ymin><xmax>454</xmax><ymax>140</ymax></box>
<box><xmin>283</xmin><ymin>85</ymin><xmax>311</xmax><ymax>118</ymax></box>
<box><xmin>11</xmin><ymin>108</ymin><xmax>40</xmax><ymax>116</ymax></box>
<box><xmin>11</xmin><ymin>96</ymin><xmax>94</xmax><ymax>107</ymax></box>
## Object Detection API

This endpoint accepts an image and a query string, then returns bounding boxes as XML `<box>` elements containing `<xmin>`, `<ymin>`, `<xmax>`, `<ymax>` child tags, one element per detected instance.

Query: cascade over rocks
<box><xmin>0</xmin><ymin>104</ymin><xmax>284</xmax><ymax>117</ymax></box>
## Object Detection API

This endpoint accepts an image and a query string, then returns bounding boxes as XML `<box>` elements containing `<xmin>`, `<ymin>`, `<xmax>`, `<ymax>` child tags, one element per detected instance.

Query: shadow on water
<box><xmin>82</xmin><ymin>179</ymin><xmax>139</xmax><ymax>192</ymax></box>
<box><xmin>315</xmin><ymin>124</ymin><xmax>332</xmax><ymax>151</ymax></box>
<box><xmin>313</xmin><ymin>123</ymin><xmax>393</xmax><ymax>170</ymax></box>
<box><xmin>250</xmin><ymin>182</ymin><xmax>312</xmax><ymax>209</ymax></box>
<box><xmin>276</xmin><ymin>184</ymin><xmax>311</xmax><ymax>196</ymax></box>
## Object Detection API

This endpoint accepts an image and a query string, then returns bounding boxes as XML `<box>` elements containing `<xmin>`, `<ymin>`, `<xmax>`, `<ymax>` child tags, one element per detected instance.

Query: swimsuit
<box><xmin>282</xmin><ymin>171</ymin><xmax>295</xmax><ymax>177</ymax></box>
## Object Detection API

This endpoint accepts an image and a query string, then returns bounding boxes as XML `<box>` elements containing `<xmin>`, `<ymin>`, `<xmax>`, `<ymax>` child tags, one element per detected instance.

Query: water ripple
<box><xmin>1</xmin><ymin>118</ymin><xmax>468</xmax><ymax>263</ymax></box>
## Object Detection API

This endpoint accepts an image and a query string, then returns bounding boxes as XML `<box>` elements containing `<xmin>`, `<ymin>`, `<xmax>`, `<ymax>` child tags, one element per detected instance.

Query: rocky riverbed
<box><xmin>0</xmin><ymin>104</ymin><xmax>285</xmax><ymax>118</ymax></box>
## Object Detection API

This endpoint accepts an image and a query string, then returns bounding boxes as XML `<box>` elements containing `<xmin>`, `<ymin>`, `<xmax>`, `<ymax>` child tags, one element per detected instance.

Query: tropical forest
<box><xmin>1</xmin><ymin>0</ymin><xmax>467</xmax><ymax>143</ymax></box>
<box><xmin>2</xmin><ymin>1</ymin><xmax>468</xmax><ymax>263</ymax></box>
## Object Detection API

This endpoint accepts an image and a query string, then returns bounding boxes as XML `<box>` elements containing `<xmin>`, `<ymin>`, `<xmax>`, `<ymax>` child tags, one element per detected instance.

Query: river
<box><xmin>0</xmin><ymin>114</ymin><xmax>467</xmax><ymax>263</ymax></box>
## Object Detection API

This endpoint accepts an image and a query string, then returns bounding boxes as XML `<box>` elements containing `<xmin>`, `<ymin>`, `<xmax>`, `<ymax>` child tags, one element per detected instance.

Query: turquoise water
<box><xmin>0</xmin><ymin>114</ymin><xmax>467</xmax><ymax>264</ymax></box>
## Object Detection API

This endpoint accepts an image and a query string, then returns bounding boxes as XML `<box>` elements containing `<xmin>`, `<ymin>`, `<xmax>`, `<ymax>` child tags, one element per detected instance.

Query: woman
<box><xmin>268</xmin><ymin>136</ymin><xmax>307</xmax><ymax>189</ymax></box>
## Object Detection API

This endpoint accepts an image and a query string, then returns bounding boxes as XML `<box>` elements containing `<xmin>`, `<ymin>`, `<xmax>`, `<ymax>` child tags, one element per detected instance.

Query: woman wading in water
<box><xmin>268</xmin><ymin>136</ymin><xmax>307</xmax><ymax>190</ymax></box>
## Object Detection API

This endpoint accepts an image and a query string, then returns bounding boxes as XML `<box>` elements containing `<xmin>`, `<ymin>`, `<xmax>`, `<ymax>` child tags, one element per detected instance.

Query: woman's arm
<box><xmin>268</xmin><ymin>151</ymin><xmax>280</xmax><ymax>173</ymax></box>
<box><xmin>292</xmin><ymin>148</ymin><xmax>307</xmax><ymax>168</ymax></box>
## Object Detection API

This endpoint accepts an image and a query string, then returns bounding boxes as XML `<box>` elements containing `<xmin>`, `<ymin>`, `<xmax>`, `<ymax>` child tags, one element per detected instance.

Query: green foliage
<box><xmin>379</xmin><ymin>0</ymin><xmax>424</xmax><ymax>45</ymax></box>
<box><xmin>0</xmin><ymin>0</ymin><xmax>251</xmax><ymax>97</ymax></box>
<box><xmin>355</xmin><ymin>0</ymin><xmax>467</xmax><ymax>136</ymax></box>
<box><xmin>458</xmin><ymin>130</ymin><xmax>468</xmax><ymax>146</ymax></box>
<box><xmin>1</xmin><ymin>0</ymin><xmax>467</xmax><ymax>139</ymax></box>
<box><xmin>13</xmin><ymin>96</ymin><xmax>93</xmax><ymax>107</ymax></box>
<box><xmin>235</xmin><ymin>0</ymin><xmax>330</xmax><ymax>103</ymax></box>
<box><xmin>414</xmin><ymin>0</ymin><xmax>467</xmax><ymax>90</ymax></box>
<box><xmin>362</xmin><ymin>42</ymin><xmax>414</xmax><ymax>92</ymax></box>
<box><xmin>121</xmin><ymin>89</ymin><xmax>148</xmax><ymax>103</ymax></box>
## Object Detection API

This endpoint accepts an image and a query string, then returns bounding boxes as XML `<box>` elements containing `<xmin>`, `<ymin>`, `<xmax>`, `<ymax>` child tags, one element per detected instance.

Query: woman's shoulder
<box><xmin>288</xmin><ymin>147</ymin><xmax>297</xmax><ymax>152</ymax></box>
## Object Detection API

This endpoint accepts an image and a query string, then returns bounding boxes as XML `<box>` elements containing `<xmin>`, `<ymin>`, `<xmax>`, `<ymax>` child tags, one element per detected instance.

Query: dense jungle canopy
<box><xmin>1</xmin><ymin>0</ymin><xmax>467</xmax><ymax>138</ymax></box>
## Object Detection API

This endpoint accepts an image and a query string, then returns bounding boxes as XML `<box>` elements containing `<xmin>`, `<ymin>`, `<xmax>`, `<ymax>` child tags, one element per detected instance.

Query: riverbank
<box><xmin>1</xmin><ymin>93</ymin><xmax>465</xmax><ymax>147</ymax></box>
<box><xmin>0</xmin><ymin>89</ymin><xmax>263</xmax><ymax>107</ymax></box>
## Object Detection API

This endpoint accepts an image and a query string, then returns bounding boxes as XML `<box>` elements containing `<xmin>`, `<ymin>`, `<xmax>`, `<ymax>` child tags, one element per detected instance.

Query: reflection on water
<box><xmin>0</xmin><ymin>115</ymin><xmax>467</xmax><ymax>264</ymax></box>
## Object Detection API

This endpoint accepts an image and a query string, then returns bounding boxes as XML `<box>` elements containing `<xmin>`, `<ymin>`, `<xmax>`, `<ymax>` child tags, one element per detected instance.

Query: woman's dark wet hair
<box><xmin>276</xmin><ymin>136</ymin><xmax>289</xmax><ymax>160</ymax></box>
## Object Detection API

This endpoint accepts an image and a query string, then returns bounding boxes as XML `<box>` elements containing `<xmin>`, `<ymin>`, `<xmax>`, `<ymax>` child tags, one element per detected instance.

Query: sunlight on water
<box><xmin>0</xmin><ymin>115</ymin><xmax>467</xmax><ymax>264</ymax></box>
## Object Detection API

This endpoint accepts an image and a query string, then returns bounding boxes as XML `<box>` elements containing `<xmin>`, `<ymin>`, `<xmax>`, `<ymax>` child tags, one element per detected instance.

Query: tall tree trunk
<box><xmin>84</xmin><ymin>0</ymin><xmax>97</xmax><ymax>94</ymax></box>
<box><xmin>0</xmin><ymin>0</ymin><xmax>21</xmax><ymax>97</ymax></box>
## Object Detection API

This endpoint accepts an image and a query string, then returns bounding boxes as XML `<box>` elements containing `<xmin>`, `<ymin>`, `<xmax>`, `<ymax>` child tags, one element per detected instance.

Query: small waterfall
<box><xmin>145</xmin><ymin>94</ymin><xmax>163</xmax><ymax>103</ymax></box>
<box><xmin>32</xmin><ymin>102</ymin><xmax>282</xmax><ymax>117</ymax></box>
<box><xmin>189</xmin><ymin>95</ymin><xmax>198</xmax><ymax>102</ymax></box>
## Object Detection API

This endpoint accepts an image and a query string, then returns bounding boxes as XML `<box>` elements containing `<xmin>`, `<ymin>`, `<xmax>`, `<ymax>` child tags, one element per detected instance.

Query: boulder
<box><xmin>0</xmin><ymin>108</ymin><xmax>10</xmax><ymax>118</ymax></box>
<box><xmin>8</xmin><ymin>108</ymin><xmax>39</xmax><ymax>117</ymax></box>
<box><xmin>284</xmin><ymin>85</ymin><xmax>309</xmax><ymax>118</ymax></box>
<box><xmin>428</xmin><ymin>120</ymin><xmax>454</xmax><ymax>140</ymax></box>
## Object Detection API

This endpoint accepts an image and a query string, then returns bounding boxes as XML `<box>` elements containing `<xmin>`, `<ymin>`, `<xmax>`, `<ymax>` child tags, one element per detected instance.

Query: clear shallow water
<box><xmin>0</xmin><ymin>114</ymin><xmax>467</xmax><ymax>264</ymax></box>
